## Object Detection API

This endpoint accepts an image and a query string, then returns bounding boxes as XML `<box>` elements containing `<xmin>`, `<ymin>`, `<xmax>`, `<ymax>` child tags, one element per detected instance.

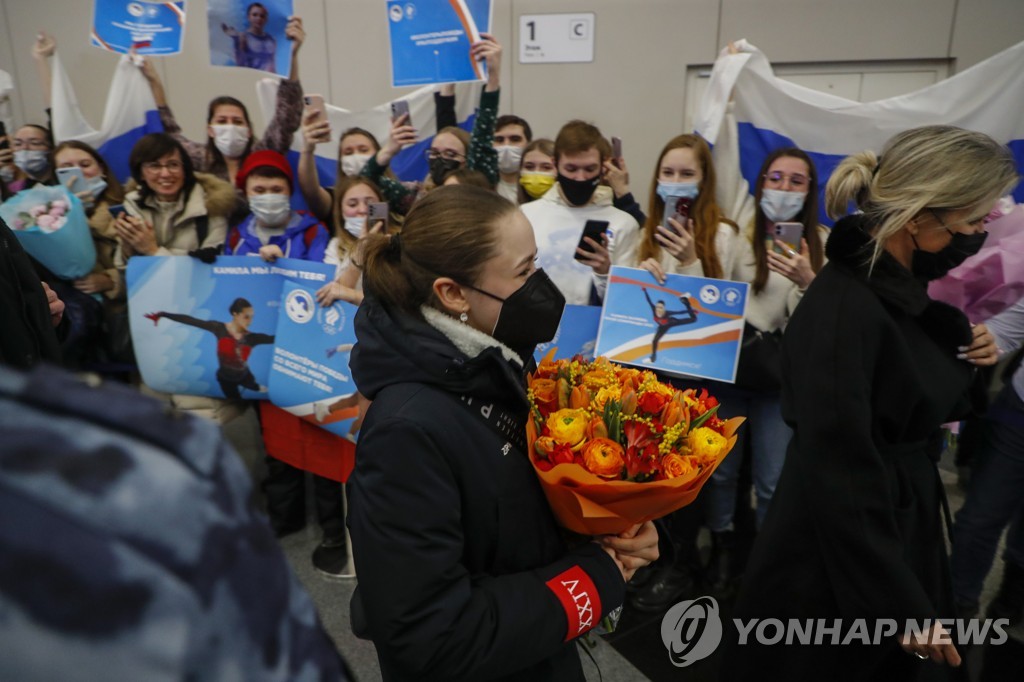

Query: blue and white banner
<box><xmin>386</xmin><ymin>0</ymin><xmax>492</xmax><ymax>87</ymax></box>
<box><xmin>595</xmin><ymin>266</ymin><xmax>749</xmax><ymax>383</ymax></box>
<box><xmin>257</xmin><ymin>80</ymin><xmax>479</xmax><ymax>187</ymax></box>
<box><xmin>91</xmin><ymin>0</ymin><xmax>186</xmax><ymax>56</ymax></box>
<box><xmin>535</xmin><ymin>304</ymin><xmax>601</xmax><ymax>363</ymax></box>
<box><xmin>126</xmin><ymin>255</ymin><xmax>334</xmax><ymax>400</ymax></box>
<box><xmin>208</xmin><ymin>0</ymin><xmax>294</xmax><ymax>76</ymax></box>
<box><xmin>50</xmin><ymin>53</ymin><xmax>163</xmax><ymax>183</ymax></box>
<box><xmin>268</xmin><ymin>281</ymin><xmax>362</xmax><ymax>440</ymax></box>
<box><xmin>696</xmin><ymin>40</ymin><xmax>1024</xmax><ymax>228</ymax></box>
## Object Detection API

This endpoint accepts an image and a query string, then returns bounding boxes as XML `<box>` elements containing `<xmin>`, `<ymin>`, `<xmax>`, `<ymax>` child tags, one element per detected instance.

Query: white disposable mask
<box><xmin>249</xmin><ymin>193</ymin><xmax>291</xmax><ymax>227</ymax></box>
<box><xmin>344</xmin><ymin>216</ymin><xmax>366</xmax><ymax>238</ymax></box>
<box><xmin>14</xmin><ymin>150</ymin><xmax>51</xmax><ymax>177</ymax></box>
<box><xmin>760</xmin><ymin>189</ymin><xmax>806</xmax><ymax>223</ymax></box>
<box><xmin>210</xmin><ymin>124</ymin><xmax>250</xmax><ymax>158</ymax></box>
<box><xmin>340</xmin><ymin>153</ymin><xmax>372</xmax><ymax>177</ymax></box>
<box><xmin>656</xmin><ymin>181</ymin><xmax>699</xmax><ymax>202</ymax></box>
<box><xmin>496</xmin><ymin>145</ymin><xmax>524</xmax><ymax>174</ymax></box>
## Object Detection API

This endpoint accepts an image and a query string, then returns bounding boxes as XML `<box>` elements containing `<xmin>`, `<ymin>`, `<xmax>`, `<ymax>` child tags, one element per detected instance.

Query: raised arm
<box><xmin>435</xmin><ymin>84</ymin><xmax>457</xmax><ymax>132</ymax></box>
<box><xmin>256</xmin><ymin>17</ymin><xmax>305</xmax><ymax>154</ymax></box>
<box><xmin>137</xmin><ymin>56</ymin><xmax>206</xmax><ymax>169</ymax></box>
<box><xmin>464</xmin><ymin>34</ymin><xmax>501</xmax><ymax>185</ymax></box>
<box><xmin>32</xmin><ymin>33</ymin><xmax>56</xmax><ymax>109</ymax></box>
<box><xmin>297</xmin><ymin>109</ymin><xmax>333</xmax><ymax>221</ymax></box>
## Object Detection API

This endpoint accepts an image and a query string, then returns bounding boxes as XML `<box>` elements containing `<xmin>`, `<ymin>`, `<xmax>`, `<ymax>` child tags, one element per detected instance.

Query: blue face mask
<box><xmin>84</xmin><ymin>176</ymin><xmax>108</xmax><ymax>200</ymax></box>
<box><xmin>656</xmin><ymin>181</ymin><xmax>699</xmax><ymax>203</ymax></box>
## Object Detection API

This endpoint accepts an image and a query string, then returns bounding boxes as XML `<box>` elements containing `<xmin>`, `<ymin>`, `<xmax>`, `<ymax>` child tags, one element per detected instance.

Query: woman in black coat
<box><xmin>722</xmin><ymin>125</ymin><xmax>1018</xmax><ymax>681</ymax></box>
<box><xmin>346</xmin><ymin>185</ymin><xmax>660</xmax><ymax>681</ymax></box>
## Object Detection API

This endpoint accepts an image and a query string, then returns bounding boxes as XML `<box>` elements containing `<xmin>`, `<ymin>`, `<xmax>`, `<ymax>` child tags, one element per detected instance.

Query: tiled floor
<box><xmin>225</xmin><ymin>410</ymin><xmax>1022</xmax><ymax>681</ymax></box>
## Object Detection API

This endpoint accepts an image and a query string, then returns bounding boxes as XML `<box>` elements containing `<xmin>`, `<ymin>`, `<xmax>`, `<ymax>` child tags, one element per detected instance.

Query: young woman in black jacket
<box><xmin>347</xmin><ymin>185</ymin><xmax>659</xmax><ymax>681</ymax></box>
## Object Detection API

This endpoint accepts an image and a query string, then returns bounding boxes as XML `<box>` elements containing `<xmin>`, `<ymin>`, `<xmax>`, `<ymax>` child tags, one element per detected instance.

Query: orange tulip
<box><xmin>556</xmin><ymin>378</ymin><xmax>570</xmax><ymax>409</ymax></box>
<box><xmin>570</xmin><ymin>386</ymin><xmax>591</xmax><ymax>410</ymax></box>
<box><xmin>621</xmin><ymin>388</ymin><xmax>637</xmax><ymax>416</ymax></box>
<box><xmin>534</xmin><ymin>436</ymin><xmax>559</xmax><ymax>458</ymax></box>
<box><xmin>586</xmin><ymin>415</ymin><xmax>609</xmax><ymax>440</ymax></box>
<box><xmin>661</xmin><ymin>401</ymin><xmax>684</xmax><ymax>428</ymax></box>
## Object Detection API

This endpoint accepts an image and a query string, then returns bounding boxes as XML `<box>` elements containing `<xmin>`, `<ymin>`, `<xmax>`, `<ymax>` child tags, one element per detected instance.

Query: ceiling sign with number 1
<box><xmin>518</xmin><ymin>13</ymin><xmax>595</xmax><ymax>64</ymax></box>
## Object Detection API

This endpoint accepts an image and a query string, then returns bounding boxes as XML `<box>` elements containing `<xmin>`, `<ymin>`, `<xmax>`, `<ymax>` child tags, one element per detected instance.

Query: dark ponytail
<box><xmin>360</xmin><ymin>185</ymin><xmax>516</xmax><ymax>315</ymax></box>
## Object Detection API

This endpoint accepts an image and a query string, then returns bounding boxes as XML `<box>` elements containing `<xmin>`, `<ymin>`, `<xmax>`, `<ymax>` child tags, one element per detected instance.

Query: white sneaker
<box><xmin>642</xmin><ymin>357</ymin><xmax>654</xmax><ymax>364</ymax></box>
<box><xmin>313</xmin><ymin>401</ymin><xmax>330</xmax><ymax>423</ymax></box>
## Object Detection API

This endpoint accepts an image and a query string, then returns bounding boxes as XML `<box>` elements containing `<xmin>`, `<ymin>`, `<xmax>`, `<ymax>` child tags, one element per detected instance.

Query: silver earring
<box><xmin>459</xmin><ymin>311</ymin><xmax>469</xmax><ymax>323</ymax></box>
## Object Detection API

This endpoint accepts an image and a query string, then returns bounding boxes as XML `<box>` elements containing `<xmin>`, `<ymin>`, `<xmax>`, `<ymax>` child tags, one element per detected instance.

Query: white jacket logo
<box><xmin>562</xmin><ymin>578</ymin><xmax>594</xmax><ymax>633</ymax></box>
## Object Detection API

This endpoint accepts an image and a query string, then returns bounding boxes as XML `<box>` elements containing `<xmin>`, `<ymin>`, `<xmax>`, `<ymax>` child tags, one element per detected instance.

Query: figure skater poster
<box><xmin>387</xmin><ymin>0</ymin><xmax>493</xmax><ymax>87</ymax></box>
<box><xmin>208</xmin><ymin>0</ymin><xmax>293</xmax><ymax>75</ymax></box>
<box><xmin>126</xmin><ymin>255</ymin><xmax>334</xmax><ymax>400</ymax></box>
<box><xmin>595</xmin><ymin>266</ymin><xmax>749</xmax><ymax>382</ymax></box>
<box><xmin>268</xmin><ymin>280</ymin><xmax>363</xmax><ymax>442</ymax></box>
<box><xmin>91</xmin><ymin>0</ymin><xmax>186</xmax><ymax>56</ymax></box>
<box><xmin>534</xmin><ymin>304</ymin><xmax>601</xmax><ymax>363</ymax></box>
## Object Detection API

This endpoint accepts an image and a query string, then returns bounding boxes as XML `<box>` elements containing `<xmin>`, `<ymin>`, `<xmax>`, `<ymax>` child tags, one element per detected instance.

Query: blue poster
<box><xmin>387</xmin><ymin>0</ymin><xmax>492</xmax><ymax>87</ymax></box>
<box><xmin>534</xmin><ymin>304</ymin><xmax>601</xmax><ymax>363</ymax></box>
<box><xmin>595</xmin><ymin>266</ymin><xmax>749</xmax><ymax>382</ymax></box>
<box><xmin>91</xmin><ymin>0</ymin><xmax>186</xmax><ymax>56</ymax></box>
<box><xmin>268</xmin><ymin>281</ymin><xmax>362</xmax><ymax>441</ymax></box>
<box><xmin>126</xmin><ymin>255</ymin><xmax>335</xmax><ymax>399</ymax></box>
<box><xmin>208</xmin><ymin>0</ymin><xmax>294</xmax><ymax>76</ymax></box>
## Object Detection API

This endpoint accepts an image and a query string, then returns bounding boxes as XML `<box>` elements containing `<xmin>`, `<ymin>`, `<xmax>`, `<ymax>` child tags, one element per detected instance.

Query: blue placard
<box><xmin>91</xmin><ymin>0</ymin><xmax>186</xmax><ymax>56</ymax></box>
<box><xmin>595</xmin><ymin>266</ymin><xmax>749</xmax><ymax>382</ymax></box>
<box><xmin>387</xmin><ymin>0</ymin><xmax>492</xmax><ymax>87</ymax></box>
<box><xmin>268</xmin><ymin>281</ymin><xmax>362</xmax><ymax>441</ymax></box>
<box><xmin>534</xmin><ymin>304</ymin><xmax>601</xmax><ymax>363</ymax></box>
<box><xmin>126</xmin><ymin>255</ymin><xmax>335</xmax><ymax>399</ymax></box>
<box><xmin>208</xmin><ymin>0</ymin><xmax>294</xmax><ymax>75</ymax></box>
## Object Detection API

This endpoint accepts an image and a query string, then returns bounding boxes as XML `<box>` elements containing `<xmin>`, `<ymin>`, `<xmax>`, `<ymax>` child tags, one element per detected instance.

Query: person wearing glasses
<box><xmin>697</xmin><ymin>148</ymin><xmax>829</xmax><ymax>599</ymax></box>
<box><xmin>1</xmin><ymin>124</ymin><xmax>56</xmax><ymax>199</ymax></box>
<box><xmin>724</xmin><ymin>125</ymin><xmax>1017</xmax><ymax>678</ymax></box>
<box><xmin>359</xmin><ymin>34</ymin><xmax>503</xmax><ymax>214</ymax></box>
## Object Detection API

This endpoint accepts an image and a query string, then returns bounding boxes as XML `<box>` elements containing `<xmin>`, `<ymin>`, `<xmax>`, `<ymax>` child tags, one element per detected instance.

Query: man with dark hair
<box><xmin>493</xmin><ymin>114</ymin><xmax>532</xmax><ymax>202</ymax></box>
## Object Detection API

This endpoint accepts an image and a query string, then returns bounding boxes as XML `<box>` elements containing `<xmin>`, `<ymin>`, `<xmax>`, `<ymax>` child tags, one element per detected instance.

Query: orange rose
<box><xmin>582</xmin><ymin>438</ymin><xmax>626</xmax><ymax>479</ymax></box>
<box><xmin>546</xmin><ymin>408</ymin><xmax>590</xmax><ymax>449</ymax></box>
<box><xmin>531</xmin><ymin>378</ymin><xmax>558</xmax><ymax>413</ymax></box>
<box><xmin>661</xmin><ymin>453</ymin><xmax>696</xmax><ymax>480</ymax></box>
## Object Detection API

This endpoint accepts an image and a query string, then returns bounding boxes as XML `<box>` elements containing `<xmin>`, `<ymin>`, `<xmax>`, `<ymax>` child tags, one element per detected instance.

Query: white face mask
<box><xmin>496</xmin><ymin>145</ymin><xmax>524</xmax><ymax>174</ymax></box>
<box><xmin>249</xmin><ymin>193</ymin><xmax>291</xmax><ymax>227</ymax></box>
<box><xmin>760</xmin><ymin>188</ymin><xmax>806</xmax><ymax>223</ymax></box>
<box><xmin>343</xmin><ymin>216</ymin><xmax>366</xmax><ymax>238</ymax></box>
<box><xmin>14</xmin><ymin>150</ymin><xmax>51</xmax><ymax>177</ymax></box>
<box><xmin>340</xmin><ymin>153</ymin><xmax>372</xmax><ymax>177</ymax></box>
<box><xmin>210</xmin><ymin>124</ymin><xmax>250</xmax><ymax>158</ymax></box>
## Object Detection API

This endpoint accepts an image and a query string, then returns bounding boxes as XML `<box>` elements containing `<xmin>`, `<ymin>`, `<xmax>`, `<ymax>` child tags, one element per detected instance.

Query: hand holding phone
<box><xmin>574</xmin><ymin>220</ymin><xmax>610</xmax><ymax>261</ymax></box>
<box><xmin>367</xmin><ymin>202</ymin><xmax>389</xmax><ymax>229</ymax></box>
<box><xmin>611</xmin><ymin>136</ymin><xmax>623</xmax><ymax>160</ymax></box>
<box><xmin>304</xmin><ymin>94</ymin><xmax>326</xmax><ymax>121</ymax></box>
<box><xmin>665</xmin><ymin>197</ymin><xmax>693</xmax><ymax>234</ymax></box>
<box><xmin>390</xmin><ymin>99</ymin><xmax>411</xmax><ymax>126</ymax></box>
<box><xmin>767</xmin><ymin>222</ymin><xmax>803</xmax><ymax>255</ymax></box>
<box><xmin>56</xmin><ymin>167</ymin><xmax>87</xmax><ymax>194</ymax></box>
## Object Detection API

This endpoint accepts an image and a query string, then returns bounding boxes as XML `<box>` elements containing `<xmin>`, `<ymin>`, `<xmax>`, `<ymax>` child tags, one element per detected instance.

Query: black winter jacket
<box><xmin>0</xmin><ymin>217</ymin><xmax>62</xmax><ymax>368</ymax></box>
<box><xmin>723</xmin><ymin>215</ymin><xmax>978</xmax><ymax>681</ymax></box>
<box><xmin>347</xmin><ymin>297</ymin><xmax>625</xmax><ymax>681</ymax></box>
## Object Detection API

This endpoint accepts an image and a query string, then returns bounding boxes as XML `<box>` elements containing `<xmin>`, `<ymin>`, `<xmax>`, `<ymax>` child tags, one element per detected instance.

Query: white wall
<box><xmin>1</xmin><ymin>0</ymin><xmax>1022</xmax><ymax>203</ymax></box>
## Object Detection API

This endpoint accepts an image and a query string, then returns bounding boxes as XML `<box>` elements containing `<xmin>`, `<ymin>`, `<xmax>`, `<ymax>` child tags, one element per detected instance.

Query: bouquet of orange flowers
<box><xmin>526</xmin><ymin>352</ymin><xmax>743</xmax><ymax>535</ymax></box>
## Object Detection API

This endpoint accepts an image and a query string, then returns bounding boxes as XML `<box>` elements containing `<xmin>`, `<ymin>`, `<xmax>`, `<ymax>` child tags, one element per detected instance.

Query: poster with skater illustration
<box><xmin>595</xmin><ymin>266</ymin><xmax>749</xmax><ymax>382</ymax></box>
<box><xmin>208</xmin><ymin>0</ymin><xmax>293</xmax><ymax>75</ymax></box>
<box><xmin>386</xmin><ymin>0</ymin><xmax>492</xmax><ymax>86</ymax></box>
<box><xmin>267</xmin><ymin>280</ymin><xmax>363</xmax><ymax>441</ymax></box>
<box><xmin>534</xmin><ymin>304</ymin><xmax>601</xmax><ymax>363</ymax></box>
<box><xmin>126</xmin><ymin>255</ymin><xmax>334</xmax><ymax>399</ymax></box>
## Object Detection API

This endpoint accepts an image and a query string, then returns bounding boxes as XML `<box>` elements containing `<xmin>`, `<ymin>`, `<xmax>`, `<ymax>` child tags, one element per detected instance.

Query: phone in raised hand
<box><xmin>390</xmin><ymin>99</ymin><xmax>412</xmax><ymax>126</ymax></box>
<box><xmin>304</xmin><ymin>94</ymin><xmax>326</xmax><ymax>121</ymax></box>
<box><xmin>611</xmin><ymin>136</ymin><xmax>623</xmax><ymax>160</ymax></box>
<box><xmin>56</xmin><ymin>166</ymin><xmax>87</xmax><ymax>194</ymax></box>
<box><xmin>767</xmin><ymin>222</ymin><xmax>804</xmax><ymax>255</ymax></box>
<box><xmin>574</xmin><ymin>220</ymin><xmax>610</xmax><ymax>261</ymax></box>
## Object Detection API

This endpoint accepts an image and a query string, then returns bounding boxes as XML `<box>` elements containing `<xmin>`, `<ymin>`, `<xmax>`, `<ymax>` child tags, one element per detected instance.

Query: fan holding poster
<box><xmin>595</xmin><ymin>266</ymin><xmax>749</xmax><ymax>383</ymax></box>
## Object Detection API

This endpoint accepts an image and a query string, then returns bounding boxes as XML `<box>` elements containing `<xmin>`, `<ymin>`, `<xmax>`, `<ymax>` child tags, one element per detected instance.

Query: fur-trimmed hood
<box><xmin>123</xmin><ymin>172</ymin><xmax>239</xmax><ymax>219</ymax></box>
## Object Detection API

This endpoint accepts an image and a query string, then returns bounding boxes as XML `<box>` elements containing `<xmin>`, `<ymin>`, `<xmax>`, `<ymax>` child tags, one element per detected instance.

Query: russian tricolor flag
<box><xmin>697</xmin><ymin>39</ymin><xmax>1024</xmax><ymax>229</ymax></box>
<box><xmin>50</xmin><ymin>54</ymin><xmax>163</xmax><ymax>183</ymax></box>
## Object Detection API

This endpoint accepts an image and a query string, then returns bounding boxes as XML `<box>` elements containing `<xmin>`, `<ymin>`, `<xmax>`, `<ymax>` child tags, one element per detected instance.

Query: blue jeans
<box><xmin>951</xmin><ymin>386</ymin><xmax>1024</xmax><ymax>605</ymax></box>
<box><xmin>705</xmin><ymin>386</ymin><xmax>791</xmax><ymax>532</ymax></box>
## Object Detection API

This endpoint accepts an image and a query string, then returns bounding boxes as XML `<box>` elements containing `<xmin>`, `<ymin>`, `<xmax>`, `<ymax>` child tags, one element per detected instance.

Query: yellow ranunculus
<box><xmin>688</xmin><ymin>427</ymin><xmax>729</xmax><ymax>463</ymax></box>
<box><xmin>592</xmin><ymin>385</ymin><xmax>621</xmax><ymax>413</ymax></box>
<box><xmin>546</xmin><ymin>408</ymin><xmax>590</xmax><ymax>448</ymax></box>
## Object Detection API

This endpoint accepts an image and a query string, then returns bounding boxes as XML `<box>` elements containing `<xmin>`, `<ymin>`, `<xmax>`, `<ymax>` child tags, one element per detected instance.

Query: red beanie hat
<box><xmin>236</xmin><ymin>150</ymin><xmax>294</xmax><ymax>192</ymax></box>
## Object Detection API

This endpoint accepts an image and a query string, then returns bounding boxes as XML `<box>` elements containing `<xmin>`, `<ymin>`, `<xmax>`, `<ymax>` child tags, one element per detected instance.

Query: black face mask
<box><xmin>429</xmin><ymin>157</ymin><xmax>462</xmax><ymax>185</ymax></box>
<box><xmin>557</xmin><ymin>173</ymin><xmax>600</xmax><ymax>206</ymax></box>
<box><xmin>467</xmin><ymin>269</ymin><xmax>566</xmax><ymax>350</ymax></box>
<box><xmin>910</xmin><ymin>230</ymin><xmax>988</xmax><ymax>281</ymax></box>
